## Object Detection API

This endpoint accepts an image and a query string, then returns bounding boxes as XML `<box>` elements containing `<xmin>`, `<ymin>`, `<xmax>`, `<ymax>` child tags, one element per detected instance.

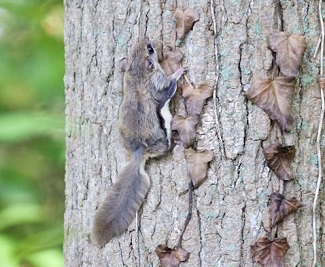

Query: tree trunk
<box><xmin>64</xmin><ymin>0</ymin><xmax>324</xmax><ymax>266</ymax></box>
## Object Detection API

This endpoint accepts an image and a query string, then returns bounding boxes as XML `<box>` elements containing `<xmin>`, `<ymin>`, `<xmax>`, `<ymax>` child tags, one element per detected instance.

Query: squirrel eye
<box><xmin>147</xmin><ymin>43</ymin><xmax>154</xmax><ymax>54</ymax></box>
<box><xmin>145</xmin><ymin>58</ymin><xmax>154</xmax><ymax>70</ymax></box>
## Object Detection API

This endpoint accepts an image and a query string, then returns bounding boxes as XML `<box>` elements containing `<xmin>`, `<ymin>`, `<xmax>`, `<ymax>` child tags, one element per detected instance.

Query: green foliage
<box><xmin>0</xmin><ymin>0</ymin><xmax>64</xmax><ymax>266</ymax></box>
<box><xmin>0</xmin><ymin>112</ymin><xmax>64</xmax><ymax>142</ymax></box>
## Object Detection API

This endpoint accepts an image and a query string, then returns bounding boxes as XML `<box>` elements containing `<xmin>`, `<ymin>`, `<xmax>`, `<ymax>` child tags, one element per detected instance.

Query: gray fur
<box><xmin>92</xmin><ymin>151</ymin><xmax>149</xmax><ymax>247</ymax></box>
<box><xmin>92</xmin><ymin>38</ymin><xmax>184</xmax><ymax>246</ymax></box>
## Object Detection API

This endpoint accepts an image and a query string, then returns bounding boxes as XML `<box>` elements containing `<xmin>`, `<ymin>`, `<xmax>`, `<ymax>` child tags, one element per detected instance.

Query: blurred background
<box><xmin>0</xmin><ymin>0</ymin><xmax>64</xmax><ymax>266</ymax></box>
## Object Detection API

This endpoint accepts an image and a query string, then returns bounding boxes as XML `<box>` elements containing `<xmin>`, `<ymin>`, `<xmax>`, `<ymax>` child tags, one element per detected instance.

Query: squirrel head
<box><xmin>119</xmin><ymin>38</ymin><xmax>159</xmax><ymax>77</ymax></box>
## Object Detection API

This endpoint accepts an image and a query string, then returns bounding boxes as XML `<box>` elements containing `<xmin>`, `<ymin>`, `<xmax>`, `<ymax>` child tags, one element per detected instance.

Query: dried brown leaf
<box><xmin>173</xmin><ymin>8</ymin><xmax>200</xmax><ymax>40</ymax></box>
<box><xmin>251</xmin><ymin>237</ymin><xmax>290</xmax><ymax>267</ymax></box>
<box><xmin>184</xmin><ymin>148</ymin><xmax>214</xmax><ymax>188</ymax></box>
<box><xmin>263</xmin><ymin>141</ymin><xmax>296</xmax><ymax>181</ymax></box>
<box><xmin>160</xmin><ymin>49</ymin><xmax>184</xmax><ymax>76</ymax></box>
<box><xmin>171</xmin><ymin>115</ymin><xmax>199</xmax><ymax>148</ymax></box>
<box><xmin>269</xmin><ymin>192</ymin><xmax>303</xmax><ymax>227</ymax></box>
<box><xmin>268</xmin><ymin>31</ymin><xmax>306</xmax><ymax>77</ymax></box>
<box><xmin>245</xmin><ymin>76</ymin><xmax>296</xmax><ymax>132</ymax></box>
<box><xmin>155</xmin><ymin>244</ymin><xmax>190</xmax><ymax>267</ymax></box>
<box><xmin>182</xmin><ymin>83</ymin><xmax>213</xmax><ymax>115</ymax></box>
<box><xmin>183</xmin><ymin>9</ymin><xmax>200</xmax><ymax>35</ymax></box>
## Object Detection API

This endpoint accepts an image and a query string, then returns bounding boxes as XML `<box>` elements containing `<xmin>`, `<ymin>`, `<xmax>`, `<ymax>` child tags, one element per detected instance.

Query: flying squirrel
<box><xmin>92</xmin><ymin>38</ymin><xmax>185</xmax><ymax>247</ymax></box>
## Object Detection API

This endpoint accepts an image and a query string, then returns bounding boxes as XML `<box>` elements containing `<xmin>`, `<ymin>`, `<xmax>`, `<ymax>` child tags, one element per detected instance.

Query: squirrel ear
<box><xmin>145</xmin><ymin>58</ymin><xmax>154</xmax><ymax>71</ymax></box>
<box><xmin>119</xmin><ymin>58</ymin><xmax>128</xmax><ymax>72</ymax></box>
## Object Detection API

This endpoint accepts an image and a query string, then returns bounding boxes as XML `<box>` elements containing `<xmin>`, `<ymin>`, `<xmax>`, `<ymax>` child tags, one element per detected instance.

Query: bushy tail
<box><xmin>92</xmin><ymin>149</ymin><xmax>149</xmax><ymax>247</ymax></box>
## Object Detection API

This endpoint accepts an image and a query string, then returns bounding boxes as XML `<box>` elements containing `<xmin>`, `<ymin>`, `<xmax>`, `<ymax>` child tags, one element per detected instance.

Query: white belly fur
<box><xmin>160</xmin><ymin>99</ymin><xmax>172</xmax><ymax>148</ymax></box>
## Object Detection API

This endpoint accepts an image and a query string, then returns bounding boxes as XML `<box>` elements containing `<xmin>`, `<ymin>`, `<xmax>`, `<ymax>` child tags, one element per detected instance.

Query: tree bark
<box><xmin>64</xmin><ymin>0</ymin><xmax>324</xmax><ymax>266</ymax></box>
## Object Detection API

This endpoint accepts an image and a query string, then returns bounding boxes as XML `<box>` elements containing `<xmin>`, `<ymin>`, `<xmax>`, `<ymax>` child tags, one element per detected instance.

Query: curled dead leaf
<box><xmin>155</xmin><ymin>244</ymin><xmax>190</xmax><ymax>267</ymax></box>
<box><xmin>173</xmin><ymin>8</ymin><xmax>200</xmax><ymax>40</ymax></box>
<box><xmin>245</xmin><ymin>76</ymin><xmax>296</xmax><ymax>132</ymax></box>
<box><xmin>184</xmin><ymin>148</ymin><xmax>214</xmax><ymax>188</ymax></box>
<box><xmin>268</xmin><ymin>31</ymin><xmax>306</xmax><ymax>77</ymax></box>
<box><xmin>269</xmin><ymin>192</ymin><xmax>303</xmax><ymax>227</ymax></box>
<box><xmin>263</xmin><ymin>141</ymin><xmax>296</xmax><ymax>181</ymax></box>
<box><xmin>171</xmin><ymin>115</ymin><xmax>199</xmax><ymax>148</ymax></box>
<box><xmin>182</xmin><ymin>83</ymin><xmax>213</xmax><ymax>115</ymax></box>
<box><xmin>160</xmin><ymin>49</ymin><xmax>184</xmax><ymax>76</ymax></box>
<box><xmin>251</xmin><ymin>237</ymin><xmax>290</xmax><ymax>267</ymax></box>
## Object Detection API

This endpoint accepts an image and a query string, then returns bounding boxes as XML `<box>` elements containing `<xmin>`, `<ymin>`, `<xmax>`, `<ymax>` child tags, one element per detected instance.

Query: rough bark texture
<box><xmin>64</xmin><ymin>0</ymin><xmax>325</xmax><ymax>266</ymax></box>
